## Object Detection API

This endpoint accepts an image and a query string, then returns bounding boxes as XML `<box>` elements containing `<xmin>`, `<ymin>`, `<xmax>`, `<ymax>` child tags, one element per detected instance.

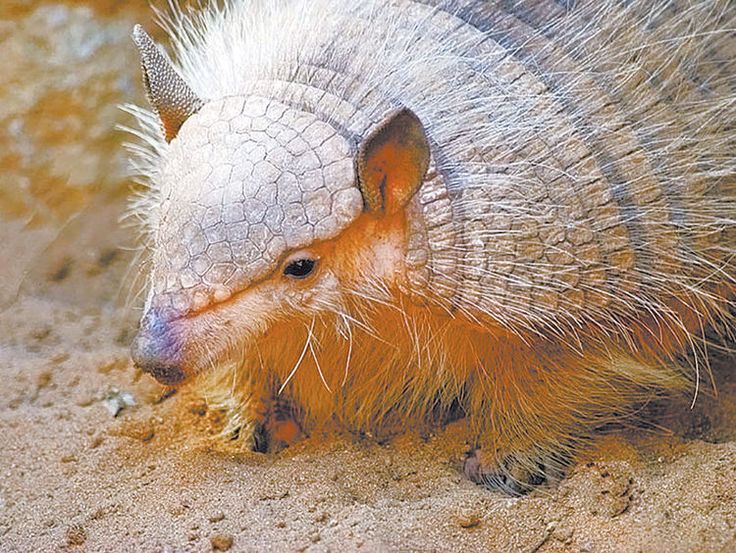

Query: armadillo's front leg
<box><xmin>462</xmin><ymin>412</ymin><xmax>576</xmax><ymax>495</ymax></box>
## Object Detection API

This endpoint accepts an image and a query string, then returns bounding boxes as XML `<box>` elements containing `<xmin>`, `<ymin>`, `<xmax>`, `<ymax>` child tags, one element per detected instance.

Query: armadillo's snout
<box><xmin>131</xmin><ymin>310</ymin><xmax>188</xmax><ymax>386</ymax></box>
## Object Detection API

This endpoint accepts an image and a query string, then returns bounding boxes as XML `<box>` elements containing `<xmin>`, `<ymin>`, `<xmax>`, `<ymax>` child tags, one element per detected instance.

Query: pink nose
<box><xmin>130</xmin><ymin>310</ymin><xmax>187</xmax><ymax>386</ymax></box>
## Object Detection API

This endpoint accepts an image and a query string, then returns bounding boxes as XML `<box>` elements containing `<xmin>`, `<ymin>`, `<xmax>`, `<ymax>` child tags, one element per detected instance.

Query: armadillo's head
<box><xmin>129</xmin><ymin>27</ymin><xmax>430</xmax><ymax>385</ymax></box>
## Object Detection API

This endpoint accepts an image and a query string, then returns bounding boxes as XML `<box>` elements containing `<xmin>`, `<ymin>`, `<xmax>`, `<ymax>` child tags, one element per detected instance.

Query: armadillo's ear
<box><xmin>356</xmin><ymin>108</ymin><xmax>430</xmax><ymax>215</ymax></box>
<box><xmin>132</xmin><ymin>25</ymin><xmax>204</xmax><ymax>143</ymax></box>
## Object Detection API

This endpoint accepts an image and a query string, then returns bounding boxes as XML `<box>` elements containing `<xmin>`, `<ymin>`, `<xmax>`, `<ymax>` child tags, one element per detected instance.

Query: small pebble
<box><xmin>210</xmin><ymin>534</ymin><xmax>234</xmax><ymax>551</ymax></box>
<box><xmin>76</xmin><ymin>394</ymin><xmax>95</xmax><ymax>407</ymax></box>
<box><xmin>455</xmin><ymin>512</ymin><xmax>481</xmax><ymax>529</ymax></box>
<box><xmin>553</xmin><ymin>525</ymin><xmax>574</xmax><ymax>544</ymax></box>
<box><xmin>209</xmin><ymin>511</ymin><xmax>226</xmax><ymax>523</ymax></box>
<box><xmin>121</xmin><ymin>420</ymin><xmax>155</xmax><ymax>442</ymax></box>
<box><xmin>102</xmin><ymin>389</ymin><xmax>136</xmax><ymax>417</ymax></box>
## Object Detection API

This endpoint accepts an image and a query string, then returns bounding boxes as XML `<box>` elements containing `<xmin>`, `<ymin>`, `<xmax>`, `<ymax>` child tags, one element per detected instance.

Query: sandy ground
<box><xmin>1</xmin><ymin>2</ymin><xmax>736</xmax><ymax>551</ymax></box>
<box><xmin>2</xmin><ymin>263</ymin><xmax>736</xmax><ymax>553</ymax></box>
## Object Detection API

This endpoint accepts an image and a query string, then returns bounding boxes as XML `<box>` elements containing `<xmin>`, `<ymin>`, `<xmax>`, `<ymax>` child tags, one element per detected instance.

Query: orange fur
<box><xmin>193</xmin><ymin>209</ymin><xmax>704</xmax><ymax>479</ymax></box>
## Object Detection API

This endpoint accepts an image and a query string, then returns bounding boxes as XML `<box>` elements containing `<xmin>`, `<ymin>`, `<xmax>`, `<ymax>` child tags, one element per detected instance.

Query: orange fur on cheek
<box><xmin>308</xmin><ymin>211</ymin><xmax>409</xmax><ymax>287</ymax></box>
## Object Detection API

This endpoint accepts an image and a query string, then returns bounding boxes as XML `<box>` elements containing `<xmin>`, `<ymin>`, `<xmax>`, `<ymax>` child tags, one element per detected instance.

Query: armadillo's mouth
<box><xmin>130</xmin><ymin>305</ymin><xmax>241</xmax><ymax>386</ymax></box>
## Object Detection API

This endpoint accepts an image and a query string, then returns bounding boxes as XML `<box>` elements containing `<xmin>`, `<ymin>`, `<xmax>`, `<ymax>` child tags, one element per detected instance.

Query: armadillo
<box><xmin>127</xmin><ymin>0</ymin><xmax>736</xmax><ymax>494</ymax></box>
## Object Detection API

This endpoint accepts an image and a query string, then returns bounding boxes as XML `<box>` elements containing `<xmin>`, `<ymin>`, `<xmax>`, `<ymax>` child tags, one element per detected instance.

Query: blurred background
<box><xmin>0</xmin><ymin>0</ymin><xmax>163</xmax><ymax>312</ymax></box>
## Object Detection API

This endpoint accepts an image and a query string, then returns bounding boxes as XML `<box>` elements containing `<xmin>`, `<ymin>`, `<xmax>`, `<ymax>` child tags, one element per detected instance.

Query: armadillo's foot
<box><xmin>463</xmin><ymin>448</ymin><xmax>569</xmax><ymax>496</ymax></box>
<box><xmin>192</xmin><ymin>367</ymin><xmax>304</xmax><ymax>452</ymax></box>
<box><xmin>252</xmin><ymin>396</ymin><xmax>304</xmax><ymax>453</ymax></box>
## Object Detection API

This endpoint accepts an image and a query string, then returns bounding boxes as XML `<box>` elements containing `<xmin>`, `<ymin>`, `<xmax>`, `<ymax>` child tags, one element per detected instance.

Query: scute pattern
<box><xmin>148</xmin><ymin>96</ymin><xmax>362</xmax><ymax>315</ymax></box>
<box><xmin>128</xmin><ymin>0</ymin><xmax>735</xmax><ymax>338</ymax></box>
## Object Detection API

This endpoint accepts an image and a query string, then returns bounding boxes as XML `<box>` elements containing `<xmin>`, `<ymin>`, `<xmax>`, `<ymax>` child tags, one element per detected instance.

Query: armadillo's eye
<box><xmin>283</xmin><ymin>257</ymin><xmax>317</xmax><ymax>279</ymax></box>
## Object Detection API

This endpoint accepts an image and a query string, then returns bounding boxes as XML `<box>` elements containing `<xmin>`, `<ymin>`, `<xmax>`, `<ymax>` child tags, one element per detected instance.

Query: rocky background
<box><xmin>1</xmin><ymin>2</ymin><xmax>735</xmax><ymax>551</ymax></box>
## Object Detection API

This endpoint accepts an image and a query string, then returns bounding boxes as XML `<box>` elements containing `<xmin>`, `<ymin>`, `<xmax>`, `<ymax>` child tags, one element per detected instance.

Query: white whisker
<box><xmin>278</xmin><ymin>318</ymin><xmax>314</xmax><ymax>395</ymax></box>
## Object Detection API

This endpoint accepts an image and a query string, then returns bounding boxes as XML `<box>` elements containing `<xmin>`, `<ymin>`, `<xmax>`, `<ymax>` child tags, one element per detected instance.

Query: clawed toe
<box><xmin>463</xmin><ymin>448</ymin><xmax>567</xmax><ymax>496</ymax></box>
<box><xmin>251</xmin><ymin>397</ymin><xmax>303</xmax><ymax>453</ymax></box>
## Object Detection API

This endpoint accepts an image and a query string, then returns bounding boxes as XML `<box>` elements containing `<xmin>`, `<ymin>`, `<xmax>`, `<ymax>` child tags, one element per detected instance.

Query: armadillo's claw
<box><xmin>463</xmin><ymin>448</ymin><xmax>568</xmax><ymax>496</ymax></box>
